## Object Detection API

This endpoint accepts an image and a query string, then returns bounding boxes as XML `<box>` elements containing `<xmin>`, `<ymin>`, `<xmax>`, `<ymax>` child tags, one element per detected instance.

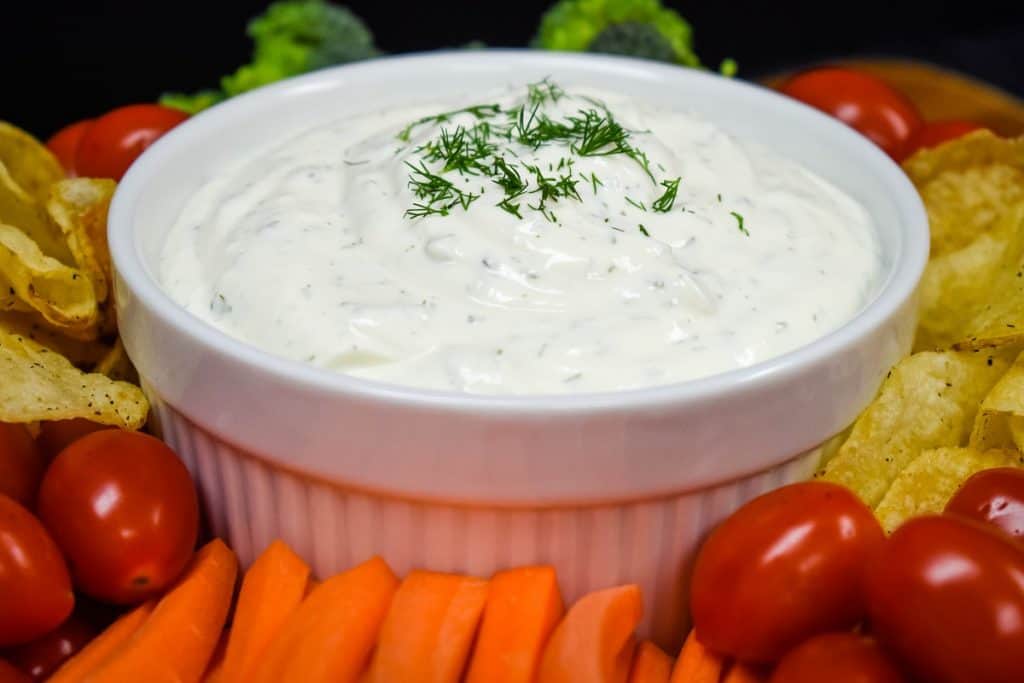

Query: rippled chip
<box><xmin>874</xmin><ymin>446</ymin><xmax>1024</xmax><ymax>533</ymax></box>
<box><xmin>0</xmin><ymin>161</ymin><xmax>73</xmax><ymax>264</ymax></box>
<box><xmin>905</xmin><ymin>132</ymin><xmax>1024</xmax><ymax>350</ymax></box>
<box><xmin>818</xmin><ymin>349</ymin><xmax>1011</xmax><ymax>506</ymax></box>
<box><xmin>0</xmin><ymin>122</ymin><xmax>64</xmax><ymax>201</ymax></box>
<box><xmin>0</xmin><ymin>223</ymin><xmax>98</xmax><ymax>337</ymax></box>
<box><xmin>47</xmin><ymin>178</ymin><xmax>116</xmax><ymax>305</ymax></box>
<box><xmin>93</xmin><ymin>338</ymin><xmax>139</xmax><ymax>384</ymax></box>
<box><xmin>0</xmin><ymin>323</ymin><xmax>147</xmax><ymax>428</ymax></box>
<box><xmin>970</xmin><ymin>349</ymin><xmax>1024</xmax><ymax>450</ymax></box>
<box><xmin>0</xmin><ymin>310</ymin><xmax>109</xmax><ymax>367</ymax></box>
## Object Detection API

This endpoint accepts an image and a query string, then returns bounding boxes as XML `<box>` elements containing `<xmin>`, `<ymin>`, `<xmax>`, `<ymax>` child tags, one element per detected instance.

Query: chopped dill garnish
<box><xmin>404</xmin><ymin>161</ymin><xmax>479</xmax><ymax>217</ymax></box>
<box><xmin>588</xmin><ymin>172</ymin><xmax>603</xmax><ymax>195</ymax></box>
<box><xmin>397</xmin><ymin>103</ymin><xmax>502</xmax><ymax>142</ymax></box>
<box><xmin>652</xmin><ymin>177</ymin><xmax>681</xmax><ymax>213</ymax></box>
<box><xmin>716</xmin><ymin>193</ymin><xmax>722</xmax><ymax>203</ymax></box>
<box><xmin>527</xmin><ymin>78</ymin><xmax>565</xmax><ymax>107</ymax></box>
<box><xmin>638</xmin><ymin>224</ymin><xmax>650</xmax><ymax>237</ymax></box>
<box><xmin>730</xmin><ymin>210</ymin><xmax>749</xmax><ymax>236</ymax></box>
<box><xmin>625</xmin><ymin>197</ymin><xmax>647</xmax><ymax>211</ymax></box>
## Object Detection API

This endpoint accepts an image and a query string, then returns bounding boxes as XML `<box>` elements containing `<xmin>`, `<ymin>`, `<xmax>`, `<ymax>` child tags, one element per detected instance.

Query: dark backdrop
<box><xmin>7</xmin><ymin>0</ymin><xmax>1024</xmax><ymax>137</ymax></box>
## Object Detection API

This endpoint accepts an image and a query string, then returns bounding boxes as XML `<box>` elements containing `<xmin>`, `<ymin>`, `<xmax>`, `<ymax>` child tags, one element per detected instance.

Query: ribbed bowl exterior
<box><xmin>153</xmin><ymin>396</ymin><xmax>820</xmax><ymax>650</ymax></box>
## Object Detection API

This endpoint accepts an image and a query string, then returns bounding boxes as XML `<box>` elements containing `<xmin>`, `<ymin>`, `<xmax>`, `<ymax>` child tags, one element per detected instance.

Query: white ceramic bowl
<box><xmin>109</xmin><ymin>50</ymin><xmax>927</xmax><ymax>648</ymax></box>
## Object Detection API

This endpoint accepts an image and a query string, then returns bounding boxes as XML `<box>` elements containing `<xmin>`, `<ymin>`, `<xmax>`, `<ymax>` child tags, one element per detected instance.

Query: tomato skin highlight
<box><xmin>4</xmin><ymin>614</ymin><xmax>96</xmax><ymax>680</ymax></box>
<box><xmin>944</xmin><ymin>467</ymin><xmax>1024</xmax><ymax>540</ymax></box>
<box><xmin>74</xmin><ymin>104</ymin><xmax>188</xmax><ymax>181</ymax></box>
<box><xmin>0</xmin><ymin>423</ymin><xmax>47</xmax><ymax>507</ymax></box>
<box><xmin>35</xmin><ymin>419</ymin><xmax>110</xmax><ymax>461</ymax></box>
<box><xmin>690</xmin><ymin>481</ymin><xmax>885</xmax><ymax>663</ymax></box>
<box><xmin>866</xmin><ymin>515</ymin><xmax>1024</xmax><ymax>683</ymax></box>
<box><xmin>37</xmin><ymin>430</ymin><xmax>199</xmax><ymax>605</ymax></box>
<box><xmin>0</xmin><ymin>495</ymin><xmax>74</xmax><ymax>647</ymax></box>
<box><xmin>769</xmin><ymin>633</ymin><xmax>907</xmax><ymax>683</ymax></box>
<box><xmin>44</xmin><ymin>120</ymin><xmax>93</xmax><ymax>177</ymax></box>
<box><xmin>909</xmin><ymin>120</ymin><xmax>985</xmax><ymax>153</ymax></box>
<box><xmin>779</xmin><ymin>67</ymin><xmax>923</xmax><ymax>161</ymax></box>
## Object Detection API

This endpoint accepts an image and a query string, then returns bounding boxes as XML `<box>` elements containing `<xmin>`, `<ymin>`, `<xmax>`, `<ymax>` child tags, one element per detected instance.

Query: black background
<box><xmin>7</xmin><ymin>1</ymin><xmax>1024</xmax><ymax>138</ymax></box>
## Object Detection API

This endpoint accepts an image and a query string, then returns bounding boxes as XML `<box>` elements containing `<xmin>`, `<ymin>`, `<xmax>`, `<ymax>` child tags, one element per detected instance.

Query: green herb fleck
<box><xmin>652</xmin><ymin>177</ymin><xmax>681</xmax><ymax>213</ymax></box>
<box><xmin>638</xmin><ymin>224</ymin><xmax>650</xmax><ymax>237</ymax></box>
<box><xmin>730</xmin><ymin>211</ymin><xmax>749</xmax><ymax>236</ymax></box>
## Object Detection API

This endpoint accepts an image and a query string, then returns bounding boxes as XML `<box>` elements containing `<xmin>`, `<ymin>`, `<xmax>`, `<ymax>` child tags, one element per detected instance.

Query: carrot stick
<box><xmin>628</xmin><ymin>641</ymin><xmax>674</xmax><ymax>683</ymax></box>
<box><xmin>669</xmin><ymin>630</ymin><xmax>725</xmax><ymax>683</ymax></box>
<box><xmin>364</xmin><ymin>570</ymin><xmax>490</xmax><ymax>683</ymax></box>
<box><xmin>537</xmin><ymin>584</ymin><xmax>644</xmax><ymax>683</ymax></box>
<box><xmin>48</xmin><ymin>602</ymin><xmax>154</xmax><ymax>683</ymax></box>
<box><xmin>722</xmin><ymin>662</ymin><xmax>768</xmax><ymax>683</ymax></box>
<box><xmin>0</xmin><ymin>658</ymin><xmax>31</xmax><ymax>683</ymax></box>
<box><xmin>82</xmin><ymin>539</ymin><xmax>238</xmax><ymax>683</ymax></box>
<box><xmin>249</xmin><ymin>556</ymin><xmax>398</xmax><ymax>683</ymax></box>
<box><xmin>464</xmin><ymin>565</ymin><xmax>564</xmax><ymax>683</ymax></box>
<box><xmin>218</xmin><ymin>540</ymin><xmax>309</xmax><ymax>683</ymax></box>
<box><xmin>202</xmin><ymin>630</ymin><xmax>229</xmax><ymax>683</ymax></box>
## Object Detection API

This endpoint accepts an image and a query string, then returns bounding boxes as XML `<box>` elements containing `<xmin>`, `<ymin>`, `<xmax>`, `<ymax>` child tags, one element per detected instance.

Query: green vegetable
<box><xmin>532</xmin><ymin>0</ymin><xmax>701</xmax><ymax>67</ymax></box>
<box><xmin>161</xmin><ymin>0</ymin><xmax>380</xmax><ymax>114</ymax></box>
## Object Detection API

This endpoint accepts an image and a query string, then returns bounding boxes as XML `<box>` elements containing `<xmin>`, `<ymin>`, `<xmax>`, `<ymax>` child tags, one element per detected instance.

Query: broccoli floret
<box><xmin>160</xmin><ymin>1</ymin><xmax>380</xmax><ymax>114</ymax></box>
<box><xmin>532</xmin><ymin>0</ymin><xmax>701</xmax><ymax>67</ymax></box>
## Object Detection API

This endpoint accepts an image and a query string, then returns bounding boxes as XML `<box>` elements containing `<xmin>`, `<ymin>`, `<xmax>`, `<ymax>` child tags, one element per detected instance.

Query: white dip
<box><xmin>160</xmin><ymin>81</ymin><xmax>882</xmax><ymax>394</ymax></box>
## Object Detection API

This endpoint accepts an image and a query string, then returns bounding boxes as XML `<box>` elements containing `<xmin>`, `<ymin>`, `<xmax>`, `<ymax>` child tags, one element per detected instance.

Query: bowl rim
<box><xmin>109</xmin><ymin>48</ymin><xmax>929</xmax><ymax>417</ymax></box>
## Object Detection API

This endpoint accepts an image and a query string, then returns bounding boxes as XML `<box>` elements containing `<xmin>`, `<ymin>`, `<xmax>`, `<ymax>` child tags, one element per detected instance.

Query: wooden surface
<box><xmin>761</xmin><ymin>58</ymin><xmax>1024</xmax><ymax>137</ymax></box>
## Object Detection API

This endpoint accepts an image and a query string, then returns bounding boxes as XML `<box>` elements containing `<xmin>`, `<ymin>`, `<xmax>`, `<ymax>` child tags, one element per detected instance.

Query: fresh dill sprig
<box><xmin>625</xmin><ymin>197</ymin><xmax>647</xmax><ymax>212</ymax></box>
<box><xmin>527</xmin><ymin>78</ymin><xmax>565</xmax><ymax>107</ymax></box>
<box><xmin>397</xmin><ymin>103</ymin><xmax>502</xmax><ymax>142</ymax></box>
<box><xmin>730</xmin><ymin>210</ymin><xmax>749</xmax><ymax>236</ymax></box>
<box><xmin>652</xmin><ymin>177</ymin><xmax>681</xmax><ymax>213</ymax></box>
<box><xmin>638</xmin><ymin>224</ymin><xmax>650</xmax><ymax>237</ymax></box>
<box><xmin>404</xmin><ymin>161</ymin><xmax>480</xmax><ymax>217</ymax></box>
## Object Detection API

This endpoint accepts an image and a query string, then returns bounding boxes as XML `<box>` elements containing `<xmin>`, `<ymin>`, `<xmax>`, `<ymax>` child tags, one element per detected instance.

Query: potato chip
<box><xmin>0</xmin><ymin>310</ymin><xmax>109</xmax><ymax>367</ymax></box>
<box><xmin>903</xmin><ymin>131</ymin><xmax>1024</xmax><ymax>258</ymax></box>
<box><xmin>0</xmin><ymin>223</ymin><xmax>98</xmax><ymax>336</ymax></box>
<box><xmin>47</xmin><ymin>178</ymin><xmax>116</xmax><ymax>304</ymax></box>
<box><xmin>93</xmin><ymin>338</ymin><xmax>139</xmax><ymax>384</ymax></box>
<box><xmin>0</xmin><ymin>161</ymin><xmax>73</xmax><ymax>264</ymax></box>
<box><xmin>970</xmin><ymin>349</ymin><xmax>1024</xmax><ymax>450</ymax></box>
<box><xmin>0</xmin><ymin>323</ymin><xmax>147</xmax><ymax>429</ymax></box>
<box><xmin>0</xmin><ymin>122</ymin><xmax>64</xmax><ymax>201</ymax></box>
<box><xmin>818</xmin><ymin>349</ymin><xmax>1012</xmax><ymax>506</ymax></box>
<box><xmin>874</xmin><ymin>447</ymin><xmax>1023</xmax><ymax>533</ymax></box>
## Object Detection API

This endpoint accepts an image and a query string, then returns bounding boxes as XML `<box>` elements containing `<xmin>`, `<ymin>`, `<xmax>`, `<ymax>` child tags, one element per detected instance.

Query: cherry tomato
<box><xmin>944</xmin><ymin>467</ymin><xmax>1024</xmax><ymax>539</ymax></box>
<box><xmin>35</xmin><ymin>419</ymin><xmax>111</xmax><ymax>461</ymax></box>
<box><xmin>0</xmin><ymin>495</ymin><xmax>74</xmax><ymax>647</ymax></box>
<box><xmin>769</xmin><ymin>633</ymin><xmax>906</xmax><ymax>683</ymax></box>
<box><xmin>0</xmin><ymin>659</ymin><xmax>31</xmax><ymax>683</ymax></box>
<box><xmin>779</xmin><ymin>67</ymin><xmax>924</xmax><ymax>161</ymax></box>
<box><xmin>909</xmin><ymin>120</ymin><xmax>985</xmax><ymax>153</ymax></box>
<box><xmin>74</xmin><ymin>104</ymin><xmax>188</xmax><ymax>181</ymax></box>
<box><xmin>4</xmin><ymin>615</ymin><xmax>96</xmax><ymax>680</ymax></box>
<box><xmin>44</xmin><ymin>120</ymin><xmax>93</xmax><ymax>177</ymax></box>
<box><xmin>37</xmin><ymin>430</ymin><xmax>199</xmax><ymax>604</ymax></box>
<box><xmin>0</xmin><ymin>423</ymin><xmax>47</xmax><ymax>507</ymax></box>
<box><xmin>866</xmin><ymin>515</ymin><xmax>1024</xmax><ymax>683</ymax></box>
<box><xmin>690</xmin><ymin>481</ymin><xmax>885</xmax><ymax>662</ymax></box>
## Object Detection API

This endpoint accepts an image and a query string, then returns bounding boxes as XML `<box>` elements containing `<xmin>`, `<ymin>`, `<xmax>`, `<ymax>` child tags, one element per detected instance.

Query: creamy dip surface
<box><xmin>160</xmin><ymin>81</ymin><xmax>883</xmax><ymax>394</ymax></box>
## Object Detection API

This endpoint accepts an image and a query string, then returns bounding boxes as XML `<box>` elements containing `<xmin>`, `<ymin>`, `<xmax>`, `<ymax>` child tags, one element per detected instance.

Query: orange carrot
<box><xmin>537</xmin><ymin>584</ymin><xmax>644</xmax><ymax>683</ymax></box>
<box><xmin>364</xmin><ymin>570</ymin><xmax>490</xmax><ymax>683</ymax></box>
<box><xmin>82</xmin><ymin>539</ymin><xmax>238</xmax><ymax>683</ymax></box>
<box><xmin>48</xmin><ymin>602</ymin><xmax>154</xmax><ymax>683</ymax></box>
<box><xmin>464</xmin><ymin>565</ymin><xmax>564</xmax><ymax>683</ymax></box>
<box><xmin>202</xmin><ymin>629</ymin><xmax>230</xmax><ymax>683</ymax></box>
<box><xmin>670</xmin><ymin>630</ymin><xmax>725</xmax><ymax>683</ymax></box>
<box><xmin>218</xmin><ymin>540</ymin><xmax>310</xmax><ymax>683</ymax></box>
<box><xmin>0</xmin><ymin>658</ymin><xmax>31</xmax><ymax>683</ymax></box>
<box><xmin>722</xmin><ymin>662</ymin><xmax>768</xmax><ymax>683</ymax></box>
<box><xmin>628</xmin><ymin>641</ymin><xmax>674</xmax><ymax>683</ymax></box>
<box><xmin>249</xmin><ymin>556</ymin><xmax>398</xmax><ymax>683</ymax></box>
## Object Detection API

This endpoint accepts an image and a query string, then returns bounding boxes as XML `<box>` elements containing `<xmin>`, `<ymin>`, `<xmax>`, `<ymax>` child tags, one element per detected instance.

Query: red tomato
<box><xmin>769</xmin><ymin>633</ymin><xmax>906</xmax><ymax>683</ymax></box>
<box><xmin>690</xmin><ymin>481</ymin><xmax>885</xmax><ymax>662</ymax></box>
<box><xmin>909</xmin><ymin>120</ymin><xmax>985</xmax><ymax>153</ymax></box>
<box><xmin>0</xmin><ymin>659</ymin><xmax>31</xmax><ymax>683</ymax></box>
<box><xmin>0</xmin><ymin>495</ymin><xmax>74</xmax><ymax>647</ymax></box>
<box><xmin>4</xmin><ymin>614</ymin><xmax>96</xmax><ymax>681</ymax></box>
<box><xmin>35</xmin><ymin>419</ymin><xmax>111</xmax><ymax>461</ymax></box>
<box><xmin>866</xmin><ymin>515</ymin><xmax>1024</xmax><ymax>683</ymax></box>
<box><xmin>44</xmin><ymin>120</ymin><xmax>93</xmax><ymax>177</ymax></box>
<box><xmin>0</xmin><ymin>423</ymin><xmax>47</xmax><ymax>507</ymax></box>
<box><xmin>779</xmin><ymin>67</ymin><xmax>924</xmax><ymax>161</ymax></box>
<box><xmin>945</xmin><ymin>467</ymin><xmax>1024</xmax><ymax>539</ymax></box>
<box><xmin>74</xmin><ymin>105</ymin><xmax>188</xmax><ymax>181</ymax></box>
<box><xmin>37</xmin><ymin>430</ymin><xmax>199</xmax><ymax>604</ymax></box>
